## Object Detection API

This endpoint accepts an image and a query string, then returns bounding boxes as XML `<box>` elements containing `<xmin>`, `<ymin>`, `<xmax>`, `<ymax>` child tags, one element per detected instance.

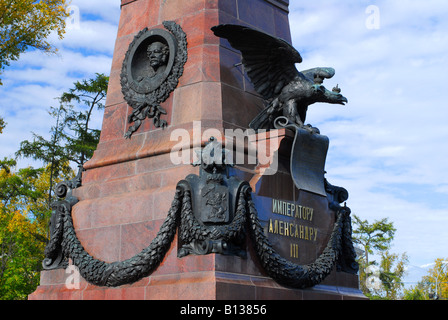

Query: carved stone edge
<box><xmin>264</xmin><ymin>0</ymin><xmax>289</xmax><ymax>12</ymax></box>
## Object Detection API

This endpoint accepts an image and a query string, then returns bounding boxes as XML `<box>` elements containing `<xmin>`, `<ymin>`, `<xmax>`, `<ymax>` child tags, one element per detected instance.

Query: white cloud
<box><xmin>58</xmin><ymin>20</ymin><xmax>118</xmax><ymax>53</ymax></box>
<box><xmin>68</xmin><ymin>0</ymin><xmax>121</xmax><ymax>24</ymax></box>
<box><xmin>0</xmin><ymin>0</ymin><xmax>446</xmax><ymax>272</ymax></box>
<box><xmin>289</xmin><ymin>1</ymin><xmax>448</xmax><ymax>268</ymax></box>
<box><xmin>0</xmin><ymin>1</ymin><xmax>120</xmax><ymax>168</ymax></box>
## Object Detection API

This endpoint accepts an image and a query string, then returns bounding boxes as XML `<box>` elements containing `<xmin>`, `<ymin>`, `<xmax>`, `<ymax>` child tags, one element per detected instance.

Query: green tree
<box><xmin>16</xmin><ymin>73</ymin><xmax>108</xmax><ymax>205</ymax></box>
<box><xmin>403</xmin><ymin>284</ymin><xmax>430</xmax><ymax>300</ymax></box>
<box><xmin>0</xmin><ymin>158</ymin><xmax>47</xmax><ymax>300</ymax></box>
<box><xmin>377</xmin><ymin>251</ymin><xmax>408</xmax><ymax>299</ymax></box>
<box><xmin>0</xmin><ymin>135</ymin><xmax>72</xmax><ymax>299</ymax></box>
<box><xmin>352</xmin><ymin>215</ymin><xmax>397</xmax><ymax>297</ymax></box>
<box><xmin>15</xmin><ymin>104</ymin><xmax>71</xmax><ymax>208</ymax></box>
<box><xmin>0</xmin><ymin>74</ymin><xmax>106</xmax><ymax>299</ymax></box>
<box><xmin>0</xmin><ymin>116</ymin><xmax>5</xmax><ymax>133</ymax></box>
<box><xmin>422</xmin><ymin>258</ymin><xmax>448</xmax><ymax>300</ymax></box>
<box><xmin>0</xmin><ymin>0</ymin><xmax>68</xmax><ymax>85</ymax></box>
<box><xmin>403</xmin><ymin>258</ymin><xmax>448</xmax><ymax>300</ymax></box>
<box><xmin>58</xmin><ymin>73</ymin><xmax>108</xmax><ymax>165</ymax></box>
<box><xmin>352</xmin><ymin>215</ymin><xmax>396</xmax><ymax>265</ymax></box>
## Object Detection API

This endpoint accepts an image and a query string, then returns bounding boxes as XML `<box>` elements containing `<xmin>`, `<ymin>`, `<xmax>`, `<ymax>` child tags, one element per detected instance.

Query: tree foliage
<box><xmin>403</xmin><ymin>258</ymin><xmax>448</xmax><ymax>300</ymax></box>
<box><xmin>16</xmin><ymin>73</ymin><xmax>108</xmax><ymax>205</ymax></box>
<box><xmin>352</xmin><ymin>215</ymin><xmax>410</xmax><ymax>299</ymax></box>
<box><xmin>0</xmin><ymin>0</ymin><xmax>68</xmax><ymax>85</ymax></box>
<box><xmin>0</xmin><ymin>74</ymin><xmax>106</xmax><ymax>299</ymax></box>
<box><xmin>17</xmin><ymin>73</ymin><xmax>108</xmax><ymax>168</ymax></box>
<box><xmin>0</xmin><ymin>116</ymin><xmax>5</xmax><ymax>133</ymax></box>
<box><xmin>58</xmin><ymin>73</ymin><xmax>108</xmax><ymax>165</ymax></box>
<box><xmin>352</xmin><ymin>215</ymin><xmax>396</xmax><ymax>265</ymax></box>
<box><xmin>421</xmin><ymin>258</ymin><xmax>448</xmax><ymax>299</ymax></box>
<box><xmin>0</xmin><ymin>159</ymin><xmax>47</xmax><ymax>299</ymax></box>
<box><xmin>0</xmin><ymin>161</ymin><xmax>73</xmax><ymax>300</ymax></box>
<box><xmin>378</xmin><ymin>251</ymin><xmax>409</xmax><ymax>299</ymax></box>
<box><xmin>403</xmin><ymin>285</ymin><xmax>429</xmax><ymax>300</ymax></box>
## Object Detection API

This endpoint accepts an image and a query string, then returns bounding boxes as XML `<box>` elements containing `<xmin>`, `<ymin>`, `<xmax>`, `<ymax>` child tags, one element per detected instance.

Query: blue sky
<box><xmin>0</xmin><ymin>1</ymin><xmax>447</xmax><ymax>286</ymax></box>
<box><xmin>288</xmin><ymin>1</ymin><xmax>448</xmax><ymax>283</ymax></box>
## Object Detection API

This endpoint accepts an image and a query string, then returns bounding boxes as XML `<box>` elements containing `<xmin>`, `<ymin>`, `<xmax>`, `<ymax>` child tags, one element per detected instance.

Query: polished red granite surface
<box><xmin>29</xmin><ymin>0</ymin><xmax>364</xmax><ymax>300</ymax></box>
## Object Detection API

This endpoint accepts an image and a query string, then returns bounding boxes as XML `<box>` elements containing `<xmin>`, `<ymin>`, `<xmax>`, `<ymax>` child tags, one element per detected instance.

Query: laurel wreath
<box><xmin>43</xmin><ymin>179</ymin><xmax>356</xmax><ymax>288</ymax></box>
<box><xmin>120</xmin><ymin>21</ymin><xmax>188</xmax><ymax>138</ymax></box>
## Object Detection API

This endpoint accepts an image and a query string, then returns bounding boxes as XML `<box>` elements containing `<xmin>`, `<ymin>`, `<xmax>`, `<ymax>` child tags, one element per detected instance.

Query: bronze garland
<box><xmin>43</xmin><ymin>176</ymin><xmax>357</xmax><ymax>289</ymax></box>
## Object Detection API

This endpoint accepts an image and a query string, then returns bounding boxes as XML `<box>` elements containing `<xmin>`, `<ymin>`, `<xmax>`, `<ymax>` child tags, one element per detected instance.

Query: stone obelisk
<box><xmin>29</xmin><ymin>0</ymin><xmax>364</xmax><ymax>300</ymax></box>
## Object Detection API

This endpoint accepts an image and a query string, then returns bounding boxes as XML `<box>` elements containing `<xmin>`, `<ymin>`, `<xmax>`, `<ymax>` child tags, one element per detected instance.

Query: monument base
<box><xmin>29</xmin><ymin>254</ymin><xmax>364</xmax><ymax>301</ymax></box>
<box><xmin>29</xmin><ymin>130</ymin><xmax>365</xmax><ymax>300</ymax></box>
<box><xmin>28</xmin><ymin>0</ymin><xmax>367</xmax><ymax>301</ymax></box>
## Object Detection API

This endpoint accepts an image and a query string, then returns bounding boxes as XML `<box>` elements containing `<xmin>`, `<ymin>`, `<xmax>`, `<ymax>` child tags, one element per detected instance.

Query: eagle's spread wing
<box><xmin>211</xmin><ymin>24</ymin><xmax>302</xmax><ymax>101</ymax></box>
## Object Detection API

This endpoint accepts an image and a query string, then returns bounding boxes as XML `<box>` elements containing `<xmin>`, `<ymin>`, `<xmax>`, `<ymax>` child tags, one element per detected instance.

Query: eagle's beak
<box><xmin>324</xmin><ymin>89</ymin><xmax>348</xmax><ymax>105</ymax></box>
<box><xmin>331</xmin><ymin>85</ymin><xmax>348</xmax><ymax>105</ymax></box>
<box><xmin>339</xmin><ymin>95</ymin><xmax>348</xmax><ymax>105</ymax></box>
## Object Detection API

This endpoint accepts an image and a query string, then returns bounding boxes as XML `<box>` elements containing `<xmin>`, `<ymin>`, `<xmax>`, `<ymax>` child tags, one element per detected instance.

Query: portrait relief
<box><xmin>120</xmin><ymin>22</ymin><xmax>187</xmax><ymax>138</ymax></box>
<box><xmin>132</xmin><ymin>41</ymin><xmax>169</xmax><ymax>87</ymax></box>
<box><xmin>126</xmin><ymin>30</ymin><xmax>177</xmax><ymax>95</ymax></box>
<box><xmin>147</xmin><ymin>41</ymin><xmax>169</xmax><ymax>74</ymax></box>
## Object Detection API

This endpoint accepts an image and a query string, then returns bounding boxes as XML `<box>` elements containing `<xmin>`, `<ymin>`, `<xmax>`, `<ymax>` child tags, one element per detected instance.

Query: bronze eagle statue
<box><xmin>211</xmin><ymin>24</ymin><xmax>348</xmax><ymax>132</ymax></box>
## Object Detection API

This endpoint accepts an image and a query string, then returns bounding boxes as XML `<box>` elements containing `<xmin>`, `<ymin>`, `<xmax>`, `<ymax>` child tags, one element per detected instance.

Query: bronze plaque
<box><xmin>253</xmin><ymin>191</ymin><xmax>335</xmax><ymax>265</ymax></box>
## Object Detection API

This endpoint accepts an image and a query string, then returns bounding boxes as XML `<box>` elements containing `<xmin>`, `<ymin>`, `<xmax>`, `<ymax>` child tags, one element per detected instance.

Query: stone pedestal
<box><xmin>29</xmin><ymin>0</ymin><xmax>365</xmax><ymax>300</ymax></box>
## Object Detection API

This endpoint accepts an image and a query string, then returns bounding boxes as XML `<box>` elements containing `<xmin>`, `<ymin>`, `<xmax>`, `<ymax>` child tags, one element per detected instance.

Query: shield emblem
<box><xmin>200</xmin><ymin>183</ymin><xmax>230</xmax><ymax>224</ymax></box>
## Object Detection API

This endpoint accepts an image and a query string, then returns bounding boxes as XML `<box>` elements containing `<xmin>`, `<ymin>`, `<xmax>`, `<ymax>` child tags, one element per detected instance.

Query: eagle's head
<box><xmin>311</xmin><ymin>84</ymin><xmax>348</xmax><ymax>106</ymax></box>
